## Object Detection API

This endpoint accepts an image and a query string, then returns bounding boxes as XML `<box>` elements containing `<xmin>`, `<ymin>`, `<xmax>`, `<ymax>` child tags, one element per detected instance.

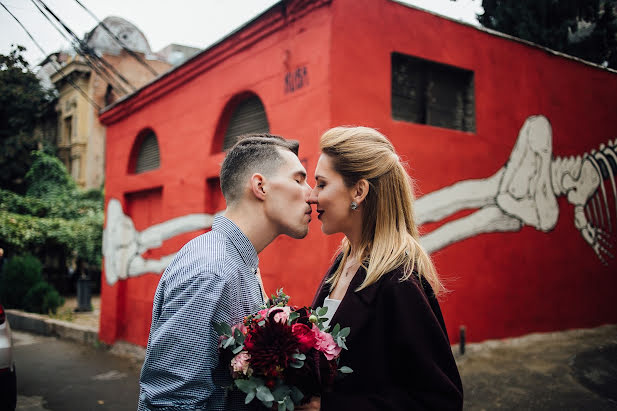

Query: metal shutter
<box><xmin>135</xmin><ymin>132</ymin><xmax>160</xmax><ymax>173</ymax></box>
<box><xmin>222</xmin><ymin>96</ymin><xmax>270</xmax><ymax>150</ymax></box>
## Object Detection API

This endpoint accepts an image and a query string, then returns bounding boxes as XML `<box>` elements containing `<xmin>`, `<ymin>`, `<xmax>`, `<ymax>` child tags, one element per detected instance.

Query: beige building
<box><xmin>49</xmin><ymin>17</ymin><xmax>199</xmax><ymax>188</ymax></box>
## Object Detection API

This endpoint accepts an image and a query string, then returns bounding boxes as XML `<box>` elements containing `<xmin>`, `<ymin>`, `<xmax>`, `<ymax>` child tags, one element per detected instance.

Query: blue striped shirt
<box><xmin>138</xmin><ymin>216</ymin><xmax>265</xmax><ymax>410</ymax></box>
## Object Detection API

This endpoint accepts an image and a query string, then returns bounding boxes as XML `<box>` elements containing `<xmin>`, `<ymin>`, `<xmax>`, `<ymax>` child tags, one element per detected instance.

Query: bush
<box><xmin>0</xmin><ymin>254</ymin><xmax>43</xmax><ymax>308</ymax></box>
<box><xmin>23</xmin><ymin>281</ymin><xmax>64</xmax><ymax>314</ymax></box>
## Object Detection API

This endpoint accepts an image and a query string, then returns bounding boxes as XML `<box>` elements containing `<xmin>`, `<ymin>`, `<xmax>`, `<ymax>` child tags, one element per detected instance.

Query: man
<box><xmin>138</xmin><ymin>134</ymin><xmax>312</xmax><ymax>410</ymax></box>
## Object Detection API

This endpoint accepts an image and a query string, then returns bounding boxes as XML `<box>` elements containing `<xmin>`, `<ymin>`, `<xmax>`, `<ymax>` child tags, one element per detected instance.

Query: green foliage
<box><xmin>478</xmin><ymin>0</ymin><xmax>617</xmax><ymax>68</ymax></box>
<box><xmin>23</xmin><ymin>281</ymin><xmax>65</xmax><ymax>314</ymax></box>
<box><xmin>0</xmin><ymin>45</ymin><xmax>56</xmax><ymax>193</ymax></box>
<box><xmin>0</xmin><ymin>151</ymin><xmax>103</xmax><ymax>267</ymax></box>
<box><xmin>0</xmin><ymin>254</ymin><xmax>43</xmax><ymax>308</ymax></box>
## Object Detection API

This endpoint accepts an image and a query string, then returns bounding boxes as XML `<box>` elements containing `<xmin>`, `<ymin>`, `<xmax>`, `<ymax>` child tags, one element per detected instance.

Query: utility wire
<box><xmin>29</xmin><ymin>0</ymin><xmax>129</xmax><ymax>95</ymax></box>
<box><xmin>0</xmin><ymin>1</ymin><xmax>101</xmax><ymax>110</ymax></box>
<box><xmin>34</xmin><ymin>0</ymin><xmax>137</xmax><ymax>92</ymax></box>
<box><xmin>73</xmin><ymin>0</ymin><xmax>159</xmax><ymax>76</ymax></box>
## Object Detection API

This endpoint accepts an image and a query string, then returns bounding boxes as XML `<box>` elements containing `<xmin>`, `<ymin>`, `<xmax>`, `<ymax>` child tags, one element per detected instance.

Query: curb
<box><xmin>6</xmin><ymin>309</ymin><xmax>99</xmax><ymax>346</ymax></box>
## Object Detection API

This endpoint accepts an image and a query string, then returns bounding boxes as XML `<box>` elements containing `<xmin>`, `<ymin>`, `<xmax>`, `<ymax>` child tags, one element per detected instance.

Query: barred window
<box><xmin>222</xmin><ymin>96</ymin><xmax>269</xmax><ymax>151</ymax></box>
<box><xmin>392</xmin><ymin>52</ymin><xmax>475</xmax><ymax>132</ymax></box>
<box><xmin>134</xmin><ymin>131</ymin><xmax>160</xmax><ymax>173</ymax></box>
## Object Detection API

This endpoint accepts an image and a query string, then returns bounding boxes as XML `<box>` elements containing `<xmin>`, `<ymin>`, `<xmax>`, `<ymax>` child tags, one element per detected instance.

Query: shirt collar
<box><xmin>212</xmin><ymin>215</ymin><xmax>259</xmax><ymax>270</ymax></box>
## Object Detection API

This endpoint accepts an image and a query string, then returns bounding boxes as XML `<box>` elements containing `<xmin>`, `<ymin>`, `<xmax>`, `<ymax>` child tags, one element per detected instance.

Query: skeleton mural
<box><xmin>416</xmin><ymin>115</ymin><xmax>616</xmax><ymax>264</ymax></box>
<box><xmin>102</xmin><ymin>115</ymin><xmax>616</xmax><ymax>285</ymax></box>
<box><xmin>102</xmin><ymin>198</ymin><xmax>216</xmax><ymax>285</ymax></box>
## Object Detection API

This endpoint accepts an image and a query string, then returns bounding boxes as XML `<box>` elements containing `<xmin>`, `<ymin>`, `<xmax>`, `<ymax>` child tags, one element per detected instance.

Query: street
<box><xmin>13</xmin><ymin>331</ymin><xmax>141</xmax><ymax>411</ymax></box>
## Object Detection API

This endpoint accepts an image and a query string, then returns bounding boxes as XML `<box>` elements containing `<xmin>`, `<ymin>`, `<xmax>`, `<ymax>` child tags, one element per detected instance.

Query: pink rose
<box><xmin>271</xmin><ymin>306</ymin><xmax>291</xmax><ymax>324</ymax></box>
<box><xmin>231</xmin><ymin>351</ymin><xmax>251</xmax><ymax>376</ymax></box>
<box><xmin>312</xmin><ymin>325</ymin><xmax>342</xmax><ymax>360</ymax></box>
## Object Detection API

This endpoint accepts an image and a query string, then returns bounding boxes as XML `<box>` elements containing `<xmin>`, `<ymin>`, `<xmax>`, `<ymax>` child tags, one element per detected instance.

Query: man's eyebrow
<box><xmin>295</xmin><ymin>170</ymin><xmax>307</xmax><ymax>179</ymax></box>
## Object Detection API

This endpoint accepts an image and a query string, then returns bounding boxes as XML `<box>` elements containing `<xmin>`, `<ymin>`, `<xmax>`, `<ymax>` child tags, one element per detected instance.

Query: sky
<box><xmin>1</xmin><ymin>0</ymin><xmax>483</xmax><ymax>67</ymax></box>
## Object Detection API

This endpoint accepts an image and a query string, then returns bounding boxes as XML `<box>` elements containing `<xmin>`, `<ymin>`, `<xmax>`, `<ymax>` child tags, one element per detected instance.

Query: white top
<box><xmin>322</xmin><ymin>296</ymin><xmax>342</xmax><ymax>329</ymax></box>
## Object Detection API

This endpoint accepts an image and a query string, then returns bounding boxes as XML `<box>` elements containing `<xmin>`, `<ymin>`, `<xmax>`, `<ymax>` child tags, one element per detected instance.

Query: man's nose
<box><xmin>307</xmin><ymin>185</ymin><xmax>318</xmax><ymax>204</ymax></box>
<box><xmin>303</xmin><ymin>181</ymin><xmax>312</xmax><ymax>200</ymax></box>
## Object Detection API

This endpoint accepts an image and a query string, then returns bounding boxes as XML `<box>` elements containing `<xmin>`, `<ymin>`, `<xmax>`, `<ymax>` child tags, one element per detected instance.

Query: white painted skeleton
<box><xmin>416</xmin><ymin>115</ymin><xmax>616</xmax><ymax>264</ymax></box>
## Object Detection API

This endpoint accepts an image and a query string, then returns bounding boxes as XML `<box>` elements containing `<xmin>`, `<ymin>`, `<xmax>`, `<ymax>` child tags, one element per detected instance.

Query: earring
<box><xmin>350</xmin><ymin>201</ymin><xmax>358</xmax><ymax>210</ymax></box>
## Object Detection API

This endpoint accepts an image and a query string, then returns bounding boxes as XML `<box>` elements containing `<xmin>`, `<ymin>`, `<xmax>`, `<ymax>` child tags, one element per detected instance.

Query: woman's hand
<box><xmin>296</xmin><ymin>396</ymin><xmax>321</xmax><ymax>410</ymax></box>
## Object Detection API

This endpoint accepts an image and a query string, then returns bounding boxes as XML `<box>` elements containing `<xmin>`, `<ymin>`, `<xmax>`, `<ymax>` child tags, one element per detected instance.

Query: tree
<box><xmin>0</xmin><ymin>45</ymin><xmax>56</xmax><ymax>193</ymax></box>
<box><xmin>478</xmin><ymin>0</ymin><xmax>617</xmax><ymax>68</ymax></box>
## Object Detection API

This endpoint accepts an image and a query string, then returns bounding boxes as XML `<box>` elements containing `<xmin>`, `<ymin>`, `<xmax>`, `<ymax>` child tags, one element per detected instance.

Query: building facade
<box><xmin>99</xmin><ymin>0</ymin><xmax>617</xmax><ymax>346</ymax></box>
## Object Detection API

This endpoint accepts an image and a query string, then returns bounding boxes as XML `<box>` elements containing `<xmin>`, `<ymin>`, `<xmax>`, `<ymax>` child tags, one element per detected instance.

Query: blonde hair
<box><xmin>321</xmin><ymin>126</ymin><xmax>443</xmax><ymax>294</ymax></box>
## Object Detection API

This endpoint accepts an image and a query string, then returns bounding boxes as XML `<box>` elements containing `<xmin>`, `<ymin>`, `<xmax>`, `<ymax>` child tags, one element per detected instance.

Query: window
<box><xmin>391</xmin><ymin>52</ymin><xmax>475</xmax><ymax>132</ymax></box>
<box><xmin>64</xmin><ymin>116</ymin><xmax>73</xmax><ymax>145</ymax></box>
<box><xmin>134</xmin><ymin>131</ymin><xmax>160</xmax><ymax>173</ymax></box>
<box><xmin>222</xmin><ymin>96</ymin><xmax>269</xmax><ymax>151</ymax></box>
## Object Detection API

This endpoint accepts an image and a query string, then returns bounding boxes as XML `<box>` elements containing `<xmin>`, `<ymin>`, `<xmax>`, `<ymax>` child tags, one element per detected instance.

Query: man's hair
<box><xmin>220</xmin><ymin>133</ymin><xmax>300</xmax><ymax>204</ymax></box>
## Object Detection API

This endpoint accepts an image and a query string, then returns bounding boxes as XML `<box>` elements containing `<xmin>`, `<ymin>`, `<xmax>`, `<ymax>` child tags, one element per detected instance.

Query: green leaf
<box><xmin>339</xmin><ymin>366</ymin><xmax>353</xmax><ymax>374</ymax></box>
<box><xmin>256</xmin><ymin>386</ymin><xmax>275</xmax><ymax>402</ymax></box>
<box><xmin>213</xmin><ymin>322</ymin><xmax>228</xmax><ymax>337</ymax></box>
<box><xmin>317</xmin><ymin>306</ymin><xmax>328</xmax><ymax>316</ymax></box>
<box><xmin>234</xmin><ymin>328</ymin><xmax>245</xmax><ymax>344</ymax></box>
<box><xmin>232</xmin><ymin>344</ymin><xmax>245</xmax><ymax>354</ymax></box>
<box><xmin>235</xmin><ymin>379</ymin><xmax>256</xmax><ymax>393</ymax></box>
<box><xmin>289</xmin><ymin>360</ymin><xmax>304</xmax><ymax>368</ymax></box>
<box><xmin>291</xmin><ymin>353</ymin><xmax>306</xmax><ymax>361</ymax></box>
<box><xmin>222</xmin><ymin>336</ymin><xmax>235</xmax><ymax>349</ymax></box>
<box><xmin>278</xmin><ymin>401</ymin><xmax>287</xmax><ymax>411</ymax></box>
<box><xmin>244</xmin><ymin>391</ymin><xmax>256</xmax><ymax>404</ymax></box>
<box><xmin>331</xmin><ymin>323</ymin><xmax>341</xmax><ymax>335</ymax></box>
<box><xmin>337</xmin><ymin>337</ymin><xmax>348</xmax><ymax>350</ymax></box>
<box><xmin>290</xmin><ymin>386</ymin><xmax>304</xmax><ymax>403</ymax></box>
<box><xmin>285</xmin><ymin>395</ymin><xmax>295</xmax><ymax>410</ymax></box>
<box><xmin>288</xmin><ymin>312</ymin><xmax>300</xmax><ymax>323</ymax></box>
<box><xmin>338</xmin><ymin>327</ymin><xmax>350</xmax><ymax>338</ymax></box>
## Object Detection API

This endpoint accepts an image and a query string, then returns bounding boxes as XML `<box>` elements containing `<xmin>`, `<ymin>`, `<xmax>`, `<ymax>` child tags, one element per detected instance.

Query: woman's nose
<box><xmin>307</xmin><ymin>186</ymin><xmax>319</xmax><ymax>204</ymax></box>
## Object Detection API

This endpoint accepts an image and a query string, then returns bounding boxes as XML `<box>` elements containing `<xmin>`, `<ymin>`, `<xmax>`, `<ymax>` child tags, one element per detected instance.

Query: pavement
<box><xmin>6</xmin><ymin>297</ymin><xmax>617</xmax><ymax>410</ymax></box>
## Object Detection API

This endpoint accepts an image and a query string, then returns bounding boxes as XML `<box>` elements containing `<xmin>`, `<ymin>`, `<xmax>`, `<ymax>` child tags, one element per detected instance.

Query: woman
<box><xmin>306</xmin><ymin>126</ymin><xmax>463</xmax><ymax>410</ymax></box>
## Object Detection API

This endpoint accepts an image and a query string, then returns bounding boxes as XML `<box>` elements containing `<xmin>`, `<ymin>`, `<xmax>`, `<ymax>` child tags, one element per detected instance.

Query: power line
<box><xmin>0</xmin><ymin>1</ymin><xmax>101</xmax><ymax>110</ymax></box>
<box><xmin>28</xmin><ymin>0</ymin><xmax>129</xmax><ymax>95</ymax></box>
<box><xmin>73</xmin><ymin>0</ymin><xmax>160</xmax><ymax>76</ymax></box>
<box><xmin>33</xmin><ymin>0</ymin><xmax>137</xmax><ymax>92</ymax></box>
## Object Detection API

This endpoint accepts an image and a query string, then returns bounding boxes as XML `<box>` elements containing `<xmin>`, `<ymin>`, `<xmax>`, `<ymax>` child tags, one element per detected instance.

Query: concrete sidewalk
<box><xmin>6</xmin><ymin>300</ymin><xmax>617</xmax><ymax>409</ymax></box>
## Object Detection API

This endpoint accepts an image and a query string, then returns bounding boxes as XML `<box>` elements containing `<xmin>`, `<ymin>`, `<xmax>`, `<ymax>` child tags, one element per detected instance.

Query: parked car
<box><xmin>0</xmin><ymin>304</ymin><xmax>16</xmax><ymax>411</ymax></box>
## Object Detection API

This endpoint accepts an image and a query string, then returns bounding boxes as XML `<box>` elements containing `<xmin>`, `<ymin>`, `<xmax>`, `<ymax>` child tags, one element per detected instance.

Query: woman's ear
<box><xmin>353</xmin><ymin>179</ymin><xmax>370</xmax><ymax>205</ymax></box>
<box><xmin>250</xmin><ymin>173</ymin><xmax>267</xmax><ymax>201</ymax></box>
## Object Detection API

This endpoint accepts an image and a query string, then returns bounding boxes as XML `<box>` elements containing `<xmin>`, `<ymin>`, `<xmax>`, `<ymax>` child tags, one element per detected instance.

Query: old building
<box><xmin>99</xmin><ymin>0</ymin><xmax>617</xmax><ymax>346</ymax></box>
<box><xmin>49</xmin><ymin>17</ymin><xmax>198</xmax><ymax>188</ymax></box>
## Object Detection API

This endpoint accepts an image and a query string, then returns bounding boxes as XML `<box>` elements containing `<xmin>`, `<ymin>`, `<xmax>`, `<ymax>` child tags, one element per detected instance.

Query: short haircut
<box><xmin>220</xmin><ymin>133</ymin><xmax>300</xmax><ymax>204</ymax></box>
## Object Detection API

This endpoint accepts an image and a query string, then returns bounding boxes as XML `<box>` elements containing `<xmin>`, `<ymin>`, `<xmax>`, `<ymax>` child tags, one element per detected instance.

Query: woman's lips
<box><xmin>317</xmin><ymin>210</ymin><xmax>324</xmax><ymax>219</ymax></box>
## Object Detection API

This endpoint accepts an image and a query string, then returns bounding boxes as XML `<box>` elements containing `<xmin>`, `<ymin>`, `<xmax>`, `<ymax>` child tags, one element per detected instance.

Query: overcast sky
<box><xmin>1</xmin><ymin>0</ymin><xmax>483</xmax><ymax>67</ymax></box>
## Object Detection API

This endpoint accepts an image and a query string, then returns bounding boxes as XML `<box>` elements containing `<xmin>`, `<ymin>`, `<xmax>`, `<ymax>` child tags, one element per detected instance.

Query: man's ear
<box><xmin>352</xmin><ymin>179</ymin><xmax>369</xmax><ymax>205</ymax></box>
<box><xmin>250</xmin><ymin>173</ymin><xmax>267</xmax><ymax>201</ymax></box>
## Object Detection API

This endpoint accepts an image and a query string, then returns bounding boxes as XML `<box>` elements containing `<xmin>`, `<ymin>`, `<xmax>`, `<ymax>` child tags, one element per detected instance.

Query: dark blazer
<box><xmin>312</xmin><ymin>257</ymin><xmax>463</xmax><ymax>410</ymax></box>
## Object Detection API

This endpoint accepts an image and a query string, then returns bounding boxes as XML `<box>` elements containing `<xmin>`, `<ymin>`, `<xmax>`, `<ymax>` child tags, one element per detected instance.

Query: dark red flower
<box><xmin>292</xmin><ymin>323</ymin><xmax>316</xmax><ymax>353</ymax></box>
<box><xmin>244</xmin><ymin>313</ymin><xmax>299</xmax><ymax>376</ymax></box>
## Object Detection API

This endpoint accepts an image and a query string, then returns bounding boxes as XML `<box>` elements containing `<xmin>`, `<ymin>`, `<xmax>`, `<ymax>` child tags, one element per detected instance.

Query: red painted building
<box><xmin>99</xmin><ymin>0</ymin><xmax>617</xmax><ymax>347</ymax></box>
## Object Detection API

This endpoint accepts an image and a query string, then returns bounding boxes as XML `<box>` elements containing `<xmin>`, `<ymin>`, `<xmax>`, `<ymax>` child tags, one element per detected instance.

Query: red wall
<box><xmin>329</xmin><ymin>0</ymin><xmax>617</xmax><ymax>342</ymax></box>
<box><xmin>100</xmin><ymin>0</ymin><xmax>617</xmax><ymax>346</ymax></box>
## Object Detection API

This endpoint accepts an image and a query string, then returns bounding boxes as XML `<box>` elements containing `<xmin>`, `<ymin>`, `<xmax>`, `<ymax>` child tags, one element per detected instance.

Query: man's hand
<box><xmin>296</xmin><ymin>396</ymin><xmax>321</xmax><ymax>410</ymax></box>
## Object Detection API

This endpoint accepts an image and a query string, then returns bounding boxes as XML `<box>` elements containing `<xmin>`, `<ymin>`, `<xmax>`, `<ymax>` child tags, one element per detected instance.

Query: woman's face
<box><xmin>309</xmin><ymin>154</ymin><xmax>355</xmax><ymax>235</ymax></box>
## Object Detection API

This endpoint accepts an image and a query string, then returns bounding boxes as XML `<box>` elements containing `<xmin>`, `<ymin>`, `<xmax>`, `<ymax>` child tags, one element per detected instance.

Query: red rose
<box><xmin>292</xmin><ymin>323</ymin><xmax>316</xmax><ymax>353</ymax></box>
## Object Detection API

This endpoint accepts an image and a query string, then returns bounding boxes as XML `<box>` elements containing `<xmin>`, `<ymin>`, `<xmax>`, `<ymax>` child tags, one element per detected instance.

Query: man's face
<box><xmin>263</xmin><ymin>149</ymin><xmax>312</xmax><ymax>239</ymax></box>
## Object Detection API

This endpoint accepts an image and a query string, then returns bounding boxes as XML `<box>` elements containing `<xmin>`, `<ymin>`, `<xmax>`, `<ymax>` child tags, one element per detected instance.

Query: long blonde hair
<box><xmin>321</xmin><ymin>126</ymin><xmax>443</xmax><ymax>294</ymax></box>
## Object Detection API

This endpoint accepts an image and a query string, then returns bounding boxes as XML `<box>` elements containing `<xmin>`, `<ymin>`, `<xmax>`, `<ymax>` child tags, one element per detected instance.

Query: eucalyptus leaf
<box><xmin>235</xmin><ymin>379</ymin><xmax>255</xmax><ymax>393</ymax></box>
<box><xmin>290</xmin><ymin>385</ymin><xmax>304</xmax><ymax>403</ymax></box>
<box><xmin>223</xmin><ymin>336</ymin><xmax>235</xmax><ymax>349</ymax></box>
<box><xmin>290</xmin><ymin>360</ymin><xmax>304</xmax><ymax>368</ymax></box>
<box><xmin>339</xmin><ymin>327</ymin><xmax>350</xmax><ymax>338</ymax></box>
<box><xmin>232</xmin><ymin>344</ymin><xmax>245</xmax><ymax>354</ymax></box>
<box><xmin>278</xmin><ymin>401</ymin><xmax>286</xmax><ymax>411</ymax></box>
<box><xmin>317</xmin><ymin>306</ymin><xmax>328</xmax><ymax>316</ymax></box>
<box><xmin>285</xmin><ymin>395</ymin><xmax>295</xmax><ymax>410</ymax></box>
<box><xmin>339</xmin><ymin>366</ymin><xmax>353</xmax><ymax>374</ymax></box>
<box><xmin>332</xmin><ymin>323</ymin><xmax>341</xmax><ymax>335</ymax></box>
<box><xmin>245</xmin><ymin>391</ymin><xmax>256</xmax><ymax>404</ymax></box>
<box><xmin>291</xmin><ymin>353</ymin><xmax>306</xmax><ymax>361</ymax></box>
<box><xmin>256</xmin><ymin>386</ymin><xmax>275</xmax><ymax>402</ymax></box>
<box><xmin>337</xmin><ymin>337</ymin><xmax>348</xmax><ymax>350</ymax></box>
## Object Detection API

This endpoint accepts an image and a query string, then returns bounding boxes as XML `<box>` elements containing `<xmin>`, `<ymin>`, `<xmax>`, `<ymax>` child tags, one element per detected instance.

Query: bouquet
<box><xmin>214</xmin><ymin>289</ymin><xmax>352</xmax><ymax>410</ymax></box>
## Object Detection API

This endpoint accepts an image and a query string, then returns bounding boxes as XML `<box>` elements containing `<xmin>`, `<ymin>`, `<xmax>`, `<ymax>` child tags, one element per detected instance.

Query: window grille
<box><xmin>392</xmin><ymin>52</ymin><xmax>475</xmax><ymax>132</ymax></box>
<box><xmin>222</xmin><ymin>96</ymin><xmax>270</xmax><ymax>150</ymax></box>
<box><xmin>135</xmin><ymin>132</ymin><xmax>160</xmax><ymax>173</ymax></box>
